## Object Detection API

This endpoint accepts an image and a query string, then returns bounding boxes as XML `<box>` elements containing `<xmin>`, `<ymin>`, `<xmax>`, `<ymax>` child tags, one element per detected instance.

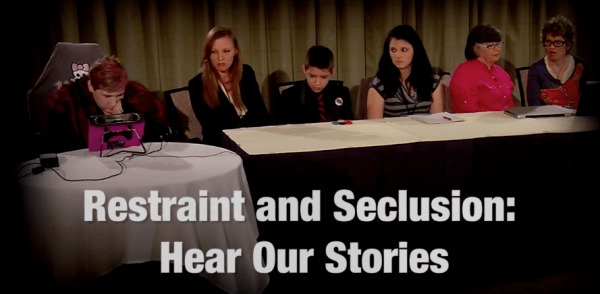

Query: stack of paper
<box><xmin>409</xmin><ymin>112</ymin><xmax>465</xmax><ymax>124</ymax></box>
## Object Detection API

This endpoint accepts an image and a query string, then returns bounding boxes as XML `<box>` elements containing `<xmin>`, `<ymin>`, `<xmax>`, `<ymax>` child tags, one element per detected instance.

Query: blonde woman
<box><xmin>188</xmin><ymin>26</ymin><xmax>271</xmax><ymax>146</ymax></box>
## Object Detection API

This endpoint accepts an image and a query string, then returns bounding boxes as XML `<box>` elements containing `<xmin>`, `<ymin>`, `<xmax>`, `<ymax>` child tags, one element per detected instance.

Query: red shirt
<box><xmin>450</xmin><ymin>59</ymin><xmax>515</xmax><ymax>113</ymax></box>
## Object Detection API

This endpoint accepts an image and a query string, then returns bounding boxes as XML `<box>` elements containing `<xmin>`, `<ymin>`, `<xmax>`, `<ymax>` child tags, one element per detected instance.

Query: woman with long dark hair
<box><xmin>367</xmin><ymin>24</ymin><xmax>443</xmax><ymax>118</ymax></box>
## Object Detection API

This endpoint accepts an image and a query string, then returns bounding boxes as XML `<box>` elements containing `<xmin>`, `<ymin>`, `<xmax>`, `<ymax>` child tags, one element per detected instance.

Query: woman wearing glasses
<box><xmin>527</xmin><ymin>15</ymin><xmax>588</xmax><ymax>108</ymax></box>
<box><xmin>449</xmin><ymin>24</ymin><xmax>515</xmax><ymax>113</ymax></box>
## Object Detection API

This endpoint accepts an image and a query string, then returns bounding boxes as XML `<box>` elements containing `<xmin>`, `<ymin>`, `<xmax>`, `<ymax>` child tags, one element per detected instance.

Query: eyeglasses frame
<box><xmin>476</xmin><ymin>42</ymin><xmax>503</xmax><ymax>50</ymax></box>
<box><xmin>542</xmin><ymin>39</ymin><xmax>568</xmax><ymax>48</ymax></box>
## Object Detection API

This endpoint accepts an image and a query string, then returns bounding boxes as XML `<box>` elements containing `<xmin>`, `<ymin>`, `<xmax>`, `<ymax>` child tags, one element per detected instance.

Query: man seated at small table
<box><xmin>46</xmin><ymin>55</ymin><xmax>170</xmax><ymax>153</ymax></box>
<box><xmin>276</xmin><ymin>45</ymin><xmax>353</xmax><ymax>124</ymax></box>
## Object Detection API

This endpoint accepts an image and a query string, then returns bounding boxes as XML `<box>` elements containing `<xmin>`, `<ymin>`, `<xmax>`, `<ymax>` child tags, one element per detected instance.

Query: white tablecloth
<box><xmin>224</xmin><ymin>111</ymin><xmax>599</xmax><ymax>155</ymax></box>
<box><xmin>18</xmin><ymin>142</ymin><xmax>268</xmax><ymax>293</ymax></box>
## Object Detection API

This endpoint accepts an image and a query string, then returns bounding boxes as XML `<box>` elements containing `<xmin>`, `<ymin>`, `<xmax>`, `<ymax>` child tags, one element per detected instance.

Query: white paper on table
<box><xmin>409</xmin><ymin>112</ymin><xmax>465</xmax><ymax>124</ymax></box>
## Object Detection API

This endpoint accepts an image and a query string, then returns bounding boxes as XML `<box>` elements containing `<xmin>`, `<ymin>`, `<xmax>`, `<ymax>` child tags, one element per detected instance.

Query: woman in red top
<box><xmin>450</xmin><ymin>24</ymin><xmax>515</xmax><ymax>113</ymax></box>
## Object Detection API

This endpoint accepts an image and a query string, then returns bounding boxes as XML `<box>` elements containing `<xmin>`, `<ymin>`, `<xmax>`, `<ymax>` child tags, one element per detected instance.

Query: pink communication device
<box><xmin>88</xmin><ymin>113</ymin><xmax>145</xmax><ymax>156</ymax></box>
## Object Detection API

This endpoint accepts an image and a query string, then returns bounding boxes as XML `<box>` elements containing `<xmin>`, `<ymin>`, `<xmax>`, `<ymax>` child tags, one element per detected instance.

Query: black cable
<box><xmin>16</xmin><ymin>162</ymin><xmax>41</xmax><ymax>178</ymax></box>
<box><xmin>19</xmin><ymin>142</ymin><xmax>236</xmax><ymax>182</ymax></box>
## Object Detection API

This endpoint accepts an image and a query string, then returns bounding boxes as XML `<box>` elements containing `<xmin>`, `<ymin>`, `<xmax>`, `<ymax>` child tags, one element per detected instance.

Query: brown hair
<box><xmin>542</xmin><ymin>15</ymin><xmax>575</xmax><ymax>53</ymax></box>
<box><xmin>464</xmin><ymin>24</ymin><xmax>502</xmax><ymax>60</ymax></box>
<box><xmin>304</xmin><ymin>45</ymin><xmax>334</xmax><ymax>71</ymax></box>
<box><xmin>201</xmin><ymin>26</ymin><xmax>244</xmax><ymax>109</ymax></box>
<box><xmin>88</xmin><ymin>55</ymin><xmax>129</xmax><ymax>91</ymax></box>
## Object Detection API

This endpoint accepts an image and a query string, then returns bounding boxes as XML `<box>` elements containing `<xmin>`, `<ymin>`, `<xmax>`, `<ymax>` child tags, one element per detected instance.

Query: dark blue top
<box><xmin>188</xmin><ymin>64</ymin><xmax>271</xmax><ymax>147</ymax></box>
<box><xmin>527</xmin><ymin>56</ymin><xmax>587</xmax><ymax>106</ymax></box>
<box><xmin>276</xmin><ymin>80</ymin><xmax>353</xmax><ymax>124</ymax></box>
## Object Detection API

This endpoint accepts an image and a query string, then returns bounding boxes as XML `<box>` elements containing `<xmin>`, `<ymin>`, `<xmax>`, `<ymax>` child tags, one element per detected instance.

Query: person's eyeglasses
<box><xmin>543</xmin><ymin>40</ymin><xmax>567</xmax><ymax>47</ymax></box>
<box><xmin>478</xmin><ymin>42</ymin><xmax>502</xmax><ymax>50</ymax></box>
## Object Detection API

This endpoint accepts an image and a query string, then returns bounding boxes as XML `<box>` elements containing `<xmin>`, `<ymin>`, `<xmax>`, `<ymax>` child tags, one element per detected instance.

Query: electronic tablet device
<box><xmin>504</xmin><ymin>105</ymin><xmax>576</xmax><ymax>119</ymax></box>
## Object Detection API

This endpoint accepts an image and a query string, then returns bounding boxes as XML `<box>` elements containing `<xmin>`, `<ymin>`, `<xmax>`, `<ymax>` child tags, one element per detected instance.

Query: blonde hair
<box><xmin>201</xmin><ymin>26</ymin><xmax>244</xmax><ymax>109</ymax></box>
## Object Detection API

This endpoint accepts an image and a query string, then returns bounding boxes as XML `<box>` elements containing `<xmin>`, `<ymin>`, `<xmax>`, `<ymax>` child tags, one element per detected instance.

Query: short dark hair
<box><xmin>464</xmin><ymin>24</ymin><xmax>502</xmax><ymax>60</ymax></box>
<box><xmin>542</xmin><ymin>15</ymin><xmax>575</xmax><ymax>42</ymax></box>
<box><xmin>304</xmin><ymin>45</ymin><xmax>334</xmax><ymax>71</ymax></box>
<box><xmin>542</xmin><ymin>15</ymin><xmax>575</xmax><ymax>43</ymax></box>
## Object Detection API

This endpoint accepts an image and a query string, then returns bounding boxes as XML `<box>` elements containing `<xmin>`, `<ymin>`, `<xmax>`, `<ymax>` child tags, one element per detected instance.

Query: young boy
<box><xmin>277</xmin><ymin>45</ymin><xmax>353</xmax><ymax>124</ymax></box>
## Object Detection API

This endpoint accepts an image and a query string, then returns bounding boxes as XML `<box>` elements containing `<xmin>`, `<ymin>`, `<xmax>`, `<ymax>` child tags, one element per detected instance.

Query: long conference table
<box><xmin>223</xmin><ymin>112</ymin><xmax>600</xmax><ymax>292</ymax></box>
<box><xmin>17</xmin><ymin>142</ymin><xmax>269</xmax><ymax>293</ymax></box>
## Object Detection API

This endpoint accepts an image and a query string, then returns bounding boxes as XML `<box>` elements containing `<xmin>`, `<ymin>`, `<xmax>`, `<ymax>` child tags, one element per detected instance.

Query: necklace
<box><xmin>548</xmin><ymin>59</ymin><xmax>568</xmax><ymax>81</ymax></box>
<box><xmin>400</xmin><ymin>82</ymin><xmax>419</xmax><ymax>115</ymax></box>
<box><xmin>544</xmin><ymin>56</ymin><xmax>571</xmax><ymax>82</ymax></box>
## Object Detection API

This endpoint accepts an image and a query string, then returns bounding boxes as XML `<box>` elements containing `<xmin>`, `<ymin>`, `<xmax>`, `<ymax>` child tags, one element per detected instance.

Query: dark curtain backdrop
<box><xmin>9</xmin><ymin>1</ymin><xmax>599</xmax><ymax>289</ymax></box>
<box><xmin>16</xmin><ymin>0</ymin><xmax>598</xmax><ymax>162</ymax></box>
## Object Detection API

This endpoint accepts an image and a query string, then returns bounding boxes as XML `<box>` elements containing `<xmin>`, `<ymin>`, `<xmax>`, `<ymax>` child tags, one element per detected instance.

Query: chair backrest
<box><xmin>272</xmin><ymin>80</ymin><xmax>302</xmax><ymax>122</ymax></box>
<box><xmin>164</xmin><ymin>87</ymin><xmax>202</xmax><ymax>141</ymax></box>
<box><xmin>356</xmin><ymin>76</ymin><xmax>374</xmax><ymax>120</ymax></box>
<box><xmin>440</xmin><ymin>72</ymin><xmax>452</xmax><ymax>113</ymax></box>
<box><xmin>27</xmin><ymin>42</ymin><xmax>105</xmax><ymax>135</ymax></box>
<box><xmin>277</xmin><ymin>81</ymin><xmax>299</xmax><ymax>95</ymax></box>
<box><xmin>576</xmin><ymin>80</ymin><xmax>600</xmax><ymax>117</ymax></box>
<box><xmin>516</xmin><ymin>66</ymin><xmax>530</xmax><ymax>106</ymax></box>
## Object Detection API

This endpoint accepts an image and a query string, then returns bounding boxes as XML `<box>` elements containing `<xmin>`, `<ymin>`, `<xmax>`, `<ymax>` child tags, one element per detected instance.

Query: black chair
<box><xmin>163</xmin><ymin>86</ymin><xmax>202</xmax><ymax>142</ymax></box>
<box><xmin>27</xmin><ymin>42</ymin><xmax>105</xmax><ymax>136</ymax></box>
<box><xmin>356</xmin><ymin>76</ymin><xmax>373</xmax><ymax>120</ymax></box>
<box><xmin>439</xmin><ymin>71</ymin><xmax>452</xmax><ymax>113</ymax></box>
<box><xmin>576</xmin><ymin>81</ymin><xmax>600</xmax><ymax>117</ymax></box>
<box><xmin>516</xmin><ymin>66</ymin><xmax>530</xmax><ymax>106</ymax></box>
